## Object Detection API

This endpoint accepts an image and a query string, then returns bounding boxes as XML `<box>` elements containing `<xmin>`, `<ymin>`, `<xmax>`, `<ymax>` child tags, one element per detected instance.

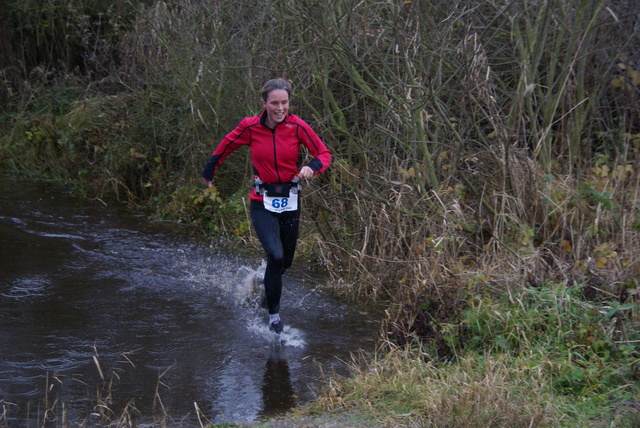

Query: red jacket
<box><xmin>201</xmin><ymin>110</ymin><xmax>332</xmax><ymax>202</ymax></box>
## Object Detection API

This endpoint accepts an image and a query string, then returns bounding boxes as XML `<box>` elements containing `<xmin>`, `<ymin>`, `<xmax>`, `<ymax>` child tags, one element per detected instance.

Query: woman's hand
<box><xmin>298</xmin><ymin>166</ymin><xmax>314</xmax><ymax>179</ymax></box>
<box><xmin>201</xmin><ymin>177</ymin><xmax>213</xmax><ymax>187</ymax></box>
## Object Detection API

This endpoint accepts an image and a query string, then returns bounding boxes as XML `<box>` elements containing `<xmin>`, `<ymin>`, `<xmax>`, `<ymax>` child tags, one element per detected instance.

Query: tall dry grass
<box><xmin>1</xmin><ymin>0</ymin><xmax>638</xmax><ymax>342</ymax></box>
<box><xmin>0</xmin><ymin>348</ymin><xmax>188</xmax><ymax>427</ymax></box>
<box><xmin>1</xmin><ymin>1</ymin><xmax>639</xmax><ymax>425</ymax></box>
<box><xmin>311</xmin><ymin>346</ymin><xmax>557</xmax><ymax>427</ymax></box>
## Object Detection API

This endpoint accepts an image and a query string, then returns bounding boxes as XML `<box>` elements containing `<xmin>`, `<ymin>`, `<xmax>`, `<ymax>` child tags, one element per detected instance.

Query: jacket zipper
<box><xmin>271</xmin><ymin>128</ymin><xmax>282</xmax><ymax>183</ymax></box>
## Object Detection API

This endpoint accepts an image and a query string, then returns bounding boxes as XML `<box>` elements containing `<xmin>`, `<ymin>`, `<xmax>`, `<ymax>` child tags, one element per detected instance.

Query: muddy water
<box><xmin>0</xmin><ymin>177</ymin><xmax>378</xmax><ymax>426</ymax></box>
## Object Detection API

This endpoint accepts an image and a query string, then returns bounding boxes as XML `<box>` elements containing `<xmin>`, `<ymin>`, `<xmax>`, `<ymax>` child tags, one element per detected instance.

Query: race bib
<box><xmin>263</xmin><ymin>191</ymin><xmax>298</xmax><ymax>213</ymax></box>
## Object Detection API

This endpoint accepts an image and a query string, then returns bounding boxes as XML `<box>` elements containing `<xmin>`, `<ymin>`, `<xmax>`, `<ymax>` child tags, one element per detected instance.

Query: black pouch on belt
<box><xmin>264</xmin><ymin>182</ymin><xmax>292</xmax><ymax>197</ymax></box>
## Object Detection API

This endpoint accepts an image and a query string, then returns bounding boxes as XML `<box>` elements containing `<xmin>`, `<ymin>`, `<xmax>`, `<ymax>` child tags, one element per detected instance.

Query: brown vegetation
<box><xmin>2</xmin><ymin>0</ymin><xmax>638</xmax><ymax>346</ymax></box>
<box><xmin>0</xmin><ymin>0</ymin><xmax>638</xmax><ymax>424</ymax></box>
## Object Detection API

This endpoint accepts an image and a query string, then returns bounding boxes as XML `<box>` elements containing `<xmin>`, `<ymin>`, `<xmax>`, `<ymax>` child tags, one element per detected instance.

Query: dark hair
<box><xmin>260</xmin><ymin>78</ymin><xmax>292</xmax><ymax>101</ymax></box>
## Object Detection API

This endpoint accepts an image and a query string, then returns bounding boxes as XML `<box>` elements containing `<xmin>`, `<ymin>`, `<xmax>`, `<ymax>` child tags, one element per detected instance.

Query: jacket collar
<box><xmin>259</xmin><ymin>109</ymin><xmax>289</xmax><ymax>129</ymax></box>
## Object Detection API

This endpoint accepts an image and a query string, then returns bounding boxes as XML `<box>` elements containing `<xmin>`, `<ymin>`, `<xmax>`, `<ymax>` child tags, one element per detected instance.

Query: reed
<box><xmin>1</xmin><ymin>0</ymin><xmax>637</xmax><ymax>323</ymax></box>
<box><xmin>1</xmin><ymin>1</ymin><xmax>639</xmax><ymax>424</ymax></box>
<box><xmin>0</xmin><ymin>349</ymin><xmax>182</xmax><ymax>428</ymax></box>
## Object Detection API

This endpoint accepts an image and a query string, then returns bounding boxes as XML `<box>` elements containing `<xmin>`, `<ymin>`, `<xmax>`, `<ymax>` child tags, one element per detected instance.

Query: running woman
<box><xmin>200</xmin><ymin>78</ymin><xmax>332</xmax><ymax>334</ymax></box>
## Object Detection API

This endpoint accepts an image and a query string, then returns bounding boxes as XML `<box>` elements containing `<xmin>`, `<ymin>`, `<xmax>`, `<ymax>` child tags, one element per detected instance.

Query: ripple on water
<box><xmin>0</xmin><ymin>176</ymin><xmax>381</xmax><ymax>426</ymax></box>
<box><xmin>1</xmin><ymin>275</ymin><xmax>52</xmax><ymax>300</ymax></box>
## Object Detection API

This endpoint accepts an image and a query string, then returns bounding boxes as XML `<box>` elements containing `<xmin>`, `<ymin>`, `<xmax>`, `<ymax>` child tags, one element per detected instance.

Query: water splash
<box><xmin>187</xmin><ymin>258</ymin><xmax>305</xmax><ymax>348</ymax></box>
<box><xmin>245</xmin><ymin>318</ymin><xmax>306</xmax><ymax>349</ymax></box>
<box><xmin>233</xmin><ymin>261</ymin><xmax>266</xmax><ymax>309</ymax></box>
<box><xmin>231</xmin><ymin>262</ymin><xmax>306</xmax><ymax>348</ymax></box>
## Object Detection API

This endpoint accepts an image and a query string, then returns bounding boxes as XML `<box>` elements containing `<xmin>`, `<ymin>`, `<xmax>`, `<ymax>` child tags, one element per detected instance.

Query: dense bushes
<box><xmin>1</xmin><ymin>2</ymin><xmax>638</xmax><ymax>423</ymax></box>
<box><xmin>2</xmin><ymin>0</ymin><xmax>638</xmax><ymax>302</ymax></box>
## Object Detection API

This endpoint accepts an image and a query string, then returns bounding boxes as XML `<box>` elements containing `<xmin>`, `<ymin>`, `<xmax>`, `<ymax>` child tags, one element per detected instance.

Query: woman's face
<box><xmin>262</xmin><ymin>89</ymin><xmax>289</xmax><ymax>128</ymax></box>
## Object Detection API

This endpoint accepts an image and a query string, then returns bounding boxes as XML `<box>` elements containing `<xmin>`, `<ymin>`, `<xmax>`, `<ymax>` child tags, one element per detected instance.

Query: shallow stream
<box><xmin>0</xmin><ymin>177</ymin><xmax>378</xmax><ymax>426</ymax></box>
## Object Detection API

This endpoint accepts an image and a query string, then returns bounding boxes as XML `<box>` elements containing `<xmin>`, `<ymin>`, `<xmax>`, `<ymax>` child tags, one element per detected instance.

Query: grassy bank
<box><xmin>1</xmin><ymin>0</ymin><xmax>638</xmax><ymax>426</ymax></box>
<box><xmin>301</xmin><ymin>283</ymin><xmax>639</xmax><ymax>427</ymax></box>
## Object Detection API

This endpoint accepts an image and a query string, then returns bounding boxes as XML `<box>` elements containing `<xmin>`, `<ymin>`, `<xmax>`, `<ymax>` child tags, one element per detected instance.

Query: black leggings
<box><xmin>250</xmin><ymin>200</ymin><xmax>300</xmax><ymax>314</ymax></box>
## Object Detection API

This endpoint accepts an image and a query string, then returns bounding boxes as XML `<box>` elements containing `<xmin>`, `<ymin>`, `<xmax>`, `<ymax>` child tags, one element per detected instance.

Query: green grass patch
<box><xmin>308</xmin><ymin>283</ymin><xmax>639</xmax><ymax>427</ymax></box>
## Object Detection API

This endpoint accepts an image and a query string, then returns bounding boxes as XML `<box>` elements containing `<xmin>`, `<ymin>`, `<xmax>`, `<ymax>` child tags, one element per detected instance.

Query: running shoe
<box><xmin>269</xmin><ymin>320</ymin><xmax>284</xmax><ymax>334</ymax></box>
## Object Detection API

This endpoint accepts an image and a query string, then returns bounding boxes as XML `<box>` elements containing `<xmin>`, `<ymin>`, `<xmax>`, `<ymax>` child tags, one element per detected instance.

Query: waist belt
<box><xmin>254</xmin><ymin>177</ymin><xmax>301</xmax><ymax>197</ymax></box>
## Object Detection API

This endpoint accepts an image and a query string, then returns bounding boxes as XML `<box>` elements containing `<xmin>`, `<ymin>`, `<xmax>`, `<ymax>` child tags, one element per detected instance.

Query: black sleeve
<box><xmin>306</xmin><ymin>158</ymin><xmax>323</xmax><ymax>173</ymax></box>
<box><xmin>201</xmin><ymin>154</ymin><xmax>221</xmax><ymax>181</ymax></box>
